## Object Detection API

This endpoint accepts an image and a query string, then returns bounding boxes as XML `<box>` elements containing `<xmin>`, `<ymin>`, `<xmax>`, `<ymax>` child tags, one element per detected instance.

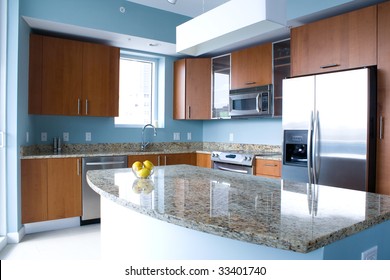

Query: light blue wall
<box><xmin>203</xmin><ymin>118</ymin><xmax>282</xmax><ymax>145</ymax></box>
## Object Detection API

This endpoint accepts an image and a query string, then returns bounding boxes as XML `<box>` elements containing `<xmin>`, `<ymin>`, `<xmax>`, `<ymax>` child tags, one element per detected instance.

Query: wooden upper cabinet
<box><xmin>173</xmin><ymin>58</ymin><xmax>212</xmax><ymax>120</ymax></box>
<box><xmin>28</xmin><ymin>34</ymin><xmax>119</xmax><ymax>117</ymax></box>
<box><xmin>231</xmin><ymin>43</ymin><xmax>273</xmax><ymax>90</ymax></box>
<box><xmin>291</xmin><ymin>5</ymin><xmax>377</xmax><ymax>77</ymax></box>
<box><xmin>82</xmin><ymin>42</ymin><xmax>119</xmax><ymax>117</ymax></box>
<box><xmin>377</xmin><ymin>1</ymin><xmax>390</xmax><ymax>195</ymax></box>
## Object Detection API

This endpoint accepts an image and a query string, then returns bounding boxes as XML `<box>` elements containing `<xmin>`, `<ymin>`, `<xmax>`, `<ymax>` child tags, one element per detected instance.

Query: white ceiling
<box><xmin>125</xmin><ymin>0</ymin><xmax>230</xmax><ymax>18</ymax></box>
<box><xmin>25</xmin><ymin>0</ymin><xmax>388</xmax><ymax>57</ymax></box>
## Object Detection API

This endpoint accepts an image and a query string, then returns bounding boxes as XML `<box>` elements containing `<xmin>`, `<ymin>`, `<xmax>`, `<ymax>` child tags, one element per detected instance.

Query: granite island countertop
<box><xmin>86</xmin><ymin>165</ymin><xmax>390</xmax><ymax>254</ymax></box>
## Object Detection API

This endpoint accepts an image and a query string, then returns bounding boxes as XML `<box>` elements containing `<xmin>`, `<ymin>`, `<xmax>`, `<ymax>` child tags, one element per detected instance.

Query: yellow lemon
<box><xmin>137</xmin><ymin>168</ymin><xmax>151</xmax><ymax>178</ymax></box>
<box><xmin>132</xmin><ymin>161</ymin><xmax>143</xmax><ymax>171</ymax></box>
<box><xmin>143</xmin><ymin>160</ymin><xmax>154</xmax><ymax>170</ymax></box>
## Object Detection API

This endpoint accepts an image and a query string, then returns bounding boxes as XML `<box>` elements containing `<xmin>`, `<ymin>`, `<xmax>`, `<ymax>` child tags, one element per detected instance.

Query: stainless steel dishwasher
<box><xmin>81</xmin><ymin>155</ymin><xmax>128</xmax><ymax>225</ymax></box>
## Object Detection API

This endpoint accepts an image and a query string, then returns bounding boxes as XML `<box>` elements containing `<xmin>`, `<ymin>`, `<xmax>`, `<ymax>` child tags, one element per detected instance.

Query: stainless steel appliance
<box><xmin>81</xmin><ymin>155</ymin><xmax>127</xmax><ymax>225</ymax></box>
<box><xmin>211</xmin><ymin>151</ymin><xmax>257</xmax><ymax>175</ymax></box>
<box><xmin>229</xmin><ymin>85</ymin><xmax>273</xmax><ymax>117</ymax></box>
<box><xmin>282</xmin><ymin>67</ymin><xmax>377</xmax><ymax>192</ymax></box>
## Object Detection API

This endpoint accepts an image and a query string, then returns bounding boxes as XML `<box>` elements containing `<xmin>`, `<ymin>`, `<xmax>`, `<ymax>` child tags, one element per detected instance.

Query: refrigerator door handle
<box><xmin>307</xmin><ymin>111</ymin><xmax>314</xmax><ymax>184</ymax></box>
<box><xmin>312</xmin><ymin>110</ymin><xmax>320</xmax><ymax>184</ymax></box>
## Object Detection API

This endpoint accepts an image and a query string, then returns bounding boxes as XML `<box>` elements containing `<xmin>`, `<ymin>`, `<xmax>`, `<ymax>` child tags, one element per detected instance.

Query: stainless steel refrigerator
<box><xmin>282</xmin><ymin>67</ymin><xmax>376</xmax><ymax>192</ymax></box>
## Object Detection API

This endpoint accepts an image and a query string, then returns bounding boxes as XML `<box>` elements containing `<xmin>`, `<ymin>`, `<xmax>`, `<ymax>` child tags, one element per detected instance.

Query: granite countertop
<box><xmin>20</xmin><ymin>142</ymin><xmax>282</xmax><ymax>161</ymax></box>
<box><xmin>86</xmin><ymin>165</ymin><xmax>390</xmax><ymax>253</ymax></box>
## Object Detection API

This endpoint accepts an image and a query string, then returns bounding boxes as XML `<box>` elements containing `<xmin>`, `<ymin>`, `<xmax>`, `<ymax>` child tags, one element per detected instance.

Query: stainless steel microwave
<box><xmin>229</xmin><ymin>85</ymin><xmax>273</xmax><ymax>117</ymax></box>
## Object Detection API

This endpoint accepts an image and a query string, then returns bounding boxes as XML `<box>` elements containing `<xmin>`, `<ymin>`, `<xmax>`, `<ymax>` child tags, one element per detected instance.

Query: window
<box><xmin>115</xmin><ymin>53</ymin><xmax>161</xmax><ymax>127</ymax></box>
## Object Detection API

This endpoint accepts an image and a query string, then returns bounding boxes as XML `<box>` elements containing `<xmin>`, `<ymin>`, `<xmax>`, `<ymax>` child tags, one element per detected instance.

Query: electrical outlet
<box><xmin>63</xmin><ymin>132</ymin><xmax>69</xmax><ymax>142</ymax></box>
<box><xmin>187</xmin><ymin>132</ymin><xmax>192</xmax><ymax>140</ymax></box>
<box><xmin>26</xmin><ymin>132</ymin><xmax>29</xmax><ymax>143</ymax></box>
<box><xmin>85</xmin><ymin>132</ymin><xmax>92</xmax><ymax>142</ymax></box>
<box><xmin>173</xmin><ymin>132</ymin><xmax>180</xmax><ymax>141</ymax></box>
<box><xmin>361</xmin><ymin>246</ymin><xmax>378</xmax><ymax>260</ymax></box>
<box><xmin>41</xmin><ymin>132</ymin><xmax>47</xmax><ymax>142</ymax></box>
<box><xmin>229</xmin><ymin>133</ymin><xmax>234</xmax><ymax>142</ymax></box>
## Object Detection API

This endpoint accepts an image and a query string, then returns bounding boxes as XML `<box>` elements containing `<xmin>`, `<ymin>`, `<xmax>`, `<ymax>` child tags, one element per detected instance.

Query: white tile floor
<box><xmin>0</xmin><ymin>224</ymin><xmax>100</xmax><ymax>260</ymax></box>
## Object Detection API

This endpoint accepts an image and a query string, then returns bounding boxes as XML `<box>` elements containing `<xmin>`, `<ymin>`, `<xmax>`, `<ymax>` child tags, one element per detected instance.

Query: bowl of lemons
<box><xmin>132</xmin><ymin>160</ymin><xmax>154</xmax><ymax>179</ymax></box>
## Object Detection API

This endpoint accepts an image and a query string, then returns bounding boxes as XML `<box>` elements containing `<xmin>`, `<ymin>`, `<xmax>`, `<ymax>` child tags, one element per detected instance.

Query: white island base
<box><xmin>100</xmin><ymin>197</ymin><xmax>390</xmax><ymax>260</ymax></box>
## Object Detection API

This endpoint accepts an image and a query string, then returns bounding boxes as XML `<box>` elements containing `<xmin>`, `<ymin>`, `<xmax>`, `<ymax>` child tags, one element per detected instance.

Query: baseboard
<box><xmin>7</xmin><ymin>226</ymin><xmax>25</xmax><ymax>244</ymax></box>
<box><xmin>0</xmin><ymin>236</ymin><xmax>7</xmax><ymax>251</ymax></box>
<box><xmin>24</xmin><ymin>217</ymin><xmax>80</xmax><ymax>235</ymax></box>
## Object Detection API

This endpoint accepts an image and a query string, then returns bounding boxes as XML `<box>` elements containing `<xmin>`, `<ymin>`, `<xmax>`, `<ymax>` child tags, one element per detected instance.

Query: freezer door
<box><xmin>315</xmin><ymin>68</ymin><xmax>370</xmax><ymax>191</ymax></box>
<box><xmin>282</xmin><ymin>75</ymin><xmax>315</xmax><ymax>130</ymax></box>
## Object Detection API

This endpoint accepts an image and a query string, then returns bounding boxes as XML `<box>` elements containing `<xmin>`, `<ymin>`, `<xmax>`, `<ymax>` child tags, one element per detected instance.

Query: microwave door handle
<box><xmin>256</xmin><ymin>93</ymin><xmax>261</xmax><ymax>112</ymax></box>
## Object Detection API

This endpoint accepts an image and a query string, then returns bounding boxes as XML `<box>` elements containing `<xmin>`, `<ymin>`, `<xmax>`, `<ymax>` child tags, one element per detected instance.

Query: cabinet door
<box><xmin>173</xmin><ymin>59</ymin><xmax>186</xmax><ymax>119</ymax></box>
<box><xmin>173</xmin><ymin>58</ymin><xmax>212</xmax><ymax>120</ymax></box>
<box><xmin>82</xmin><ymin>42</ymin><xmax>119</xmax><ymax>117</ymax></box>
<box><xmin>291</xmin><ymin>5</ymin><xmax>377</xmax><ymax>76</ymax></box>
<box><xmin>377</xmin><ymin>2</ymin><xmax>390</xmax><ymax>195</ymax></box>
<box><xmin>41</xmin><ymin>36</ymin><xmax>83</xmax><ymax>115</ymax></box>
<box><xmin>28</xmin><ymin>34</ymin><xmax>43</xmax><ymax>114</ymax></box>
<box><xmin>163</xmin><ymin>153</ymin><xmax>196</xmax><ymax>166</ymax></box>
<box><xmin>196</xmin><ymin>153</ymin><xmax>211</xmax><ymax>168</ymax></box>
<box><xmin>255</xmin><ymin>159</ymin><xmax>281</xmax><ymax>178</ymax></box>
<box><xmin>231</xmin><ymin>43</ymin><xmax>273</xmax><ymax>90</ymax></box>
<box><xmin>47</xmin><ymin>158</ymin><xmax>82</xmax><ymax>220</ymax></box>
<box><xmin>185</xmin><ymin>59</ymin><xmax>211</xmax><ymax>119</ymax></box>
<box><xmin>21</xmin><ymin>159</ymin><xmax>48</xmax><ymax>223</ymax></box>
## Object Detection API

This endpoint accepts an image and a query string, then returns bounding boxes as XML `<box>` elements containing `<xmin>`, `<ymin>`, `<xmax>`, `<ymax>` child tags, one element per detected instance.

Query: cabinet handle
<box><xmin>380</xmin><ymin>116</ymin><xmax>384</xmax><ymax>140</ymax></box>
<box><xmin>320</xmin><ymin>63</ymin><xmax>340</xmax><ymax>69</ymax></box>
<box><xmin>264</xmin><ymin>164</ymin><xmax>278</xmax><ymax>167</ymax></box>
<box><xmin>77</xmin><ymin>98</ymin><xmax>81</xmax><ymax>115</ymax></box>
<box><xmin>157</xmin><ymin>156</ymin><xmax>160</xmax><ymax>166</ymax></box>
<box><xmin>188</xmin><ymin>106</ymin><xmax>191</xmax><ymax>119</ymax></box>
<box><xmin>164</xmin><ymin>155</ymin><xmax>167</xmax><ymax>166</ymax></box>
<box><xmin>77</xmin><ymin>159</ymin><xmax>80</xmax><ymax>176</ymax></box>
<box><xmin>245</xmin><ymin>81</ymin><xmax>256</xmax><ymax>85</ymax></box>
<box><xmin>85</xmin><ymin>99</ymin><xmax>89</xmax><ymax>115</ymax></box>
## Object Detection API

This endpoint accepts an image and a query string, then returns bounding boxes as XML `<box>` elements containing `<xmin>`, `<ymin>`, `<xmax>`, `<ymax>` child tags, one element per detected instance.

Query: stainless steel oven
<box><xmin>211</xmin><ymin>151</ymin><xmax>256</xmax><ymax>175</ymax></box>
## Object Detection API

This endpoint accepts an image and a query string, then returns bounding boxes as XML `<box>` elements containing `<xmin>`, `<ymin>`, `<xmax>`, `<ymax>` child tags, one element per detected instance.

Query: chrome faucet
<box><xmin>141</xmin><ymin>124</ymin><xmax>157</xmax><ymax>151</ymax></box>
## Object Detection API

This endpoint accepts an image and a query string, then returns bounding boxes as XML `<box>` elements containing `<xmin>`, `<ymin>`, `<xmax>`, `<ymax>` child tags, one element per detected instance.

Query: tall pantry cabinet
<box><xmin>377</xmin><ymin>1</ymin><xmax>390</xmax><ymax>196</ymax></box>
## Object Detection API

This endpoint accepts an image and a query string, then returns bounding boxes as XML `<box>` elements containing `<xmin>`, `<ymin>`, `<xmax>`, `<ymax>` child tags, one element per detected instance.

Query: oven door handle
<box><xmin>216</xmin><ymin>166</ymin><xmax>249</xmax><ymax>174</ymax></box>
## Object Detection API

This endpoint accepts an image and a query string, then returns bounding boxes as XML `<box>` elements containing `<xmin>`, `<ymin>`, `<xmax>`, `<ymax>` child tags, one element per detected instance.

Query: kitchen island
<box><xmin>86</xmin><ymin>165</ymin><xmax>390</xmax><ymax>260</ymax></box>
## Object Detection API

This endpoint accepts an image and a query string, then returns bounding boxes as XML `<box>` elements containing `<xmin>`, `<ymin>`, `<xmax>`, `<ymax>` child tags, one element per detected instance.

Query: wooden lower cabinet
<box><xmin>164</xmin><ymin>153</ymin><xmax>195</xmax><ymax>166</ymax></box>
<box><xmin>128</xmin><ymin>155</ymin><xmax>160</xmax><ymax>168</ymax></box>
<box><xmin>22</xmin><ymin>159</ymin><xmax>48</xmax><ymax>223</ymax></box>
<box><xmin>47</xmin><ymin>158</ymin><xmax>82</xmax><ymax>220</ymax></box>
<box><xmin>128</xmin><ymin>153</ymin><xmax>196</xmax><ymax>167</ymax></box>
<box><xmin>196</xmin><ymin>153</ymin><xmax>211</xmax><ymax>168</ymax></box>
<box><xmin>255</xmin><ymin>159</ymin><xmax>281</xmax><ymax>178</ymax></box>
<box><xmin>22</xmin><ymin>158</ymin><xmax>82</xmax><ymax>224</ymax></box>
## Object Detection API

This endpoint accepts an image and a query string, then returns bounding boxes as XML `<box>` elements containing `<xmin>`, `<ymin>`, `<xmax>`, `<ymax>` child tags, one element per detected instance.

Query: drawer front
<box><xmin>255</xmin><ymin>159</ymin><xmax>281</xmax><ymax>178</ymax></box>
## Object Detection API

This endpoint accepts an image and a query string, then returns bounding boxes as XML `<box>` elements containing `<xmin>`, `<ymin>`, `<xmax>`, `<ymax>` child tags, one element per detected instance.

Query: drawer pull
<box><xmin>245</xmin><ymin>81</ymin><xmax>256</xmax><ymax>85</ymax></box>
<box><xmin>320</xmin><ymin>63</ymin><xmax>340</xmax><ymax>69</ymax></box>
<box><xmin>264</xmin><ymin>164</ymin><xmax>278</xmax><ymax>167</ymax></box>
<box><xmin>379</xmin><ymin>116</ymin><xmax>384</xmax><ymax>140</ymax></box>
